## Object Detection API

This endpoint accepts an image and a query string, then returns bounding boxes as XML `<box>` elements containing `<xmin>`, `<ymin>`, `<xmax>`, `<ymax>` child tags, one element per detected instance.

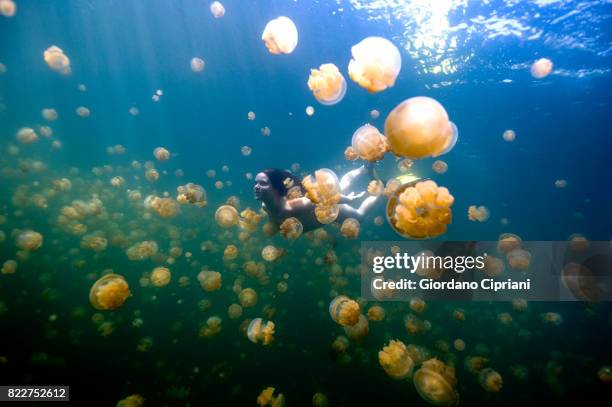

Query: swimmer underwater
<box><xmin>254</xmin><ymin>164</ymin><xmax>381</xmax><ymax>232</ymax></box>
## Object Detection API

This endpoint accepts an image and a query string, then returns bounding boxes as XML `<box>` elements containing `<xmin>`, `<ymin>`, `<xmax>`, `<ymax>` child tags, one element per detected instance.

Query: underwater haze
<box><xmin>0</xmin><ymin>0</ymin><xmax>611</xmax><ymax>406</ymax></box>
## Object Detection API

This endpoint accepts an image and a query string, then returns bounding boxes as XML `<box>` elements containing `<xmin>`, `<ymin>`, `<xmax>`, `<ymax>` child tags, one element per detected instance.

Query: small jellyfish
<box><xmin>248</xmin><ymin>111</ymin><xmax>256</xmax><ymax>121</ymax></box>
<box><xmin>43</xmin><ymin>45</ymin><xmax>71</xmax><ymax>75</ymax></box>
<box><xmin>150</xmin><ymin>266</ymin><xmax>171</xmax><ymax>287</ymax></box>
<box><xmin>200</xmin><ymin>316</ymin><xmax>222</xmax><ymax>338</ymax></box>
<box><xmin>351</xmin><ymin>124</ymin><xmax>388</xmax><ymax>162</ymax></box>
<box><xmin>239</xmin><ymin>287</ymin><xmax>258</xmax><ymax>307</ymax></box>
<box><xmin>367</xmin><ymin>305</ymin><xmax>385</xmax><ymax>321</ymax></box>
<box><xmin>370</xmin><ymin>109</ymin><xmax>380</xmax><ymax>119</ymax></box>
<box><xmin>432</xmin><ymin>160</ymin><xmax>448</xmax><ymax>174</ymax></box>
<box><xmin>413</xmin><ymin>358</ymin><xmax>459</xmax><ymax>407</ymax></box>
<box><xmin>257</xmin><ymin>387</ymin><xmax>285</xmax><ymax>407</ymax></box>
<box><xmin>502</xmin><ymin>130</ymin><xmax>516</xmax><ymax>142</ymax></box>
<box><xmin>479</xmin><ymin>368</ymin><xmax>503</xmax><ymax>392</ymax></box>
<box><xmin>16</xmin><ymin>127</ymin><xmax>38</xmax><ymax>144</ymax></box>
<box><xmin>506</xmin><ymin>249</ymin><xmax>531</xmax><ymax>271</ymax></box>
<box><xmin>16</xmin><ymin>230</ymin><xmax>43</xmax><ymax>251</ymax></box>
<box><xmin>76</xmin><ymin>106</ymin><xmax>90</xmax><ymax>117</ymax></box>
<box><xmin>497</xmin><ymin>233</ymin><xmax>522</xmax><ymax>254</ymax></box>
<box><xmin>261</xmin><ymin>245</ymin><xmax>282</xmax><ymax>262</ymax></box>
<box><xmin>153</xmin><ymin>147</ymin><xmax>170</xmax><ymax>161</ymax></box>
<box><xmin>344</xmin><ymin>146</ymin><xmax>359</xmax><ymax>161</ymax></box>
<box><xmin>227</xmin><ymin>304</ymin><xmax>243</xmax><ymax>320</ymax></box>
<box><xmin>453</xmin><ymin>339</ymin><xmax>466</xmax><ymax>352</ymax></box>
<box><xmin>0</xmin><ymin>0</ymin><xmax>16</xmax><ymax>17</ymax></box>
<box><xmin>190</xmin><ymin>57</ymin><xmax>205</xmax><ymax>73</ymax></box>
<box><xmin>344</xmin><ymin>314</ymin><xmax>369</xmax><ymax>340</ymax></box>
<box><xmin>89</xmin><ymin>274</ymin><xmax>131</xmax><ymax>310</ymax></box>
<box><xmin>239</xmin><ymin>145</ymin><xmax>253</xmax><ymax>156</ymax></box>
<box><xmin>305</xmin><ymin>106</ymin><xmax>315</xmax><ymax>116</ymax></box>
<box><xmin>482</xmin><ymin>256</ymin><xmax>505</xmax><ymax>277</ymax></box>
<box><xmin>261</xmin><ymin>126</ymin><xmax>271</xmax><ymax>137</ymax></box>
<box><xmin>223</xmin><ymin>244</ymin><xmax>238</xmax><ymax>260</ymax></box>
<box><xmin>329</xmin><ymin>295</ymin><xmax>360</xmax><ymax>326</ymax></box>
<box><xmin>262</xmin><ymin>16</ymin><xmax>298</xmax><ymax>55</ymax></box>
<box><xmin>387</xmin><ymin>180</ymin><xmax>454</xmax><ymax>239</ymax></box>
<box><xmin>307</xmin><ymin>63</ymin><xmax>347</xmax><ymax>105</ymax></box>
<box><xmin>1</xmin><ymin>260</ymin><xmax>17</xmax><ymax>275</ymax></box>
<box><xmin>378</xmin><ymin>339</ymin><xmax>414</xmax><ymax>379</ymax></box>
<box><xmin>340</xmin><ymin>218</ymin><xmax>360</xmax><ymax>239</ymax></box>
<box><xmin>197</xmin><ymin>270</ymin><xmax>222</xmax><ymax>292</ymax></box>
<box><xmin>385</xmin><ymin>97</ymin><xmax>454</xmax><ymax>159</ymax></box>
<box><xmin>312</xmin><ymin>392</ymin><xmax>328</xmax><ymax>407</ymax></box>
<box><xmin>117</xmin><ymin>394</ymin><xmax>145</xmax><ymax>407</ymax></box>
<box><xmin>530</xmin><ymin>58</ymin><xmax>553</xmax><ymax>79</ymax></box>
<box><xmin>541</xmin><ymin>312</ymin><xmax>563</xmax><ymax>325</ymax></box>
<box><xmin>42</xmin><ymin>108</ymin><xmax>58</xmax><ymax>121</ymax></box>
<box><xmin>554</xmin><ymin>179</ymin><xmax>567</xmax><ymax>188</ymax></box>
<box><xmin>209</xmin><ymin>1</ymin><xmax>225</xmax><ymax>18</ymax></box>
<box><xmin>247</xmin><ymin>318</ymin><xmax>276</xmax><ymax>345</ymax></box>
<box><xmin>215</xmin><ymin>205</ymin><xmax>239</xmax><ymax>228</ymax></box>
<box><xmin>468</xmin><ymin>205</ymin><xmax>490</xmax><ymax>222</ymax></box>
<box><xmin>129</xmin><ymin>107</ymin><xmax>140</xmax><ymax>116</ymax></box>
<box><xmin>597</xmin><ymin>366</ymin><xmax>612</xmax><ymax>383</ymax></box>
<box><xmin>348</xmin><ymin>37</ymin><xmax>401</xmax><ymax>93</ymax></box>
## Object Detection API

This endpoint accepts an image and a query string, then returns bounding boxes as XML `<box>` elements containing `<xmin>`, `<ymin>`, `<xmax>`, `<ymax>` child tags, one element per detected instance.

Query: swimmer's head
<box><xmin>255</xmin><ymin>169</ymin><xmax>303</xmax><ymax>202</ymax></box>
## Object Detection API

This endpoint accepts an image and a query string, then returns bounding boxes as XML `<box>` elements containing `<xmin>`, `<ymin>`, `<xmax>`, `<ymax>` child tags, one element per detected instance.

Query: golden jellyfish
<box><xmin>42</xmin><ymin>108</ymin><xmax>58</xmax><ymax>121</ymax></box>
<box><xmin>465</xmin><ymin>356</ymin><xmax>489</xmax><ymax>374</ymax></box>
<box><xmin>1</xmin><ymin>260</ymin><xmax>17</xmax><ymax>275</ymax></box>
<box><xmin>76</xmin><ymin>106</ymin><xmax>90</xmax><ymax>117</ymax></box>
<box><xmin>209</xmin><ymin>1</ymin><xmax>225</xmax><ymax>18</ymax></box>
<box><xmin>247</xmin><ymin>318</ymin><xmax>276</xmax><ymax>345</ymax></box>
<box><xmin>241</xmin><ymin>145</ymin><xmax>252</xmax><ymax>156</ymax></box>
<box><xmin>197</xmin><ymin>270</ymin><xmax>222</xmax><ymax>292</ymax></box>
<box><xmin>248</xmin><ymin>111</ymin><xmax>256</xmax><ymax>121</ymax></box>
<box><xmin>153</xmin><ymin>147</ymin><xmax>170</xmax><ymax>161</ymax></box>
<box><xmin>262</xmin><ymin>16</ymin><xmax>298</xmax><ymax>55</ymax></box>
<box><xmin>597</xmin><ymin>366</ymin><xmax>612</xmax><ymax>383</ymax></box>
<box><xmin>370</xmin><ymin>109</ymin><xmax>380</xmax><ymax>119</ymax></box>
<box><xmin>344</xmin><ymin>314</ymin><xmax>369</xmax><ymax>340</ymax></box>
<box><xmin>541</xmin><ymin>312</ymin><xmax>563</xmax><ymax>325</ymax></box>
<box><xmin>497</xmin><ymin>233</ymin><xmax>522</xmax><ymax>254</ymax></box>
<box><xmin>468</xmin><ymin>205</ymin><xmax>490</xmax><ymax>222</ymax></box>
<box><xmin>200</xmin><ymin>316</ymin><xmax>222</xmax><ymax>338</ymax></box>
<box><xmin>479</xmin><ymin>368</ymin><xmax>503</xmax><ymax>392</ymax></box>
<box><xmin>224</xmin><ymin>244</ymin><xmax>238</xmax><ymax>260</ymax></box>
<box><xmin>117</xmin><ymin>394</ymin><xmax>145</xmax><ymax>407</ymax></box>
<box><xmin>348</xmin><ymin>36</ymin><xmax>401</xmax><ymax>93</ymax></box>
<box><xmin>16</xmin><ymin>230</ymin><xmax>43</xmax><ymax>251</ymax></box>
<box><xmin>498</xmin><ymin>312</ymin><xmax>512</xmax><ymax>325</ymax></box>
<box><xmin>568</xmin><ymin>234</ymin><xmax>589</xmax><ymax>251</ymax></box>
<box><xmin>367</xmin><ymin>305</ymin><xmax>385</xmax><ymax>321</ymax></box>
<box><xmin>555</xmin><ymin>179</ymin><xmax>567</xmax><ymax>188</ymax></box>
<box><xmin>257</xmin><ymin>387</ymin><xmax>285</xmax><ymax>407</ymax></box>
<box><xmin>0</xmin><ymin>0</ymin><xmax>16</xmax><ymax>17</ymax></box>
<box><xmin>351</xmin><ymin>124</ymin><xmax>388</xmax><ymax>162</ymax></box>
<box><xmin>261</xmin><ymin>126</ymin><xmax>271</xmax><ymax>137</ymax></box>
<box><xmin>502</xmin><ymin>129</ymin><xmax>515</xmax><ymax>142</ymax></box>
<box><xmin>530</xmin><ymin>58</ymin><xmax>553</xmax><ymax>79</ymax></box>
<box><xmin>305</xmin><ymin>106</ymin><xmax>315</xmax><ymax>116</ymax></box>
<box><xmin>189</xmin><ymin>57</ymin><xmax>205</xmax><ymax>75</ymax></box>
<box><xmin>329</xmin><ymin>295</ymin><xmax>360</xmax><ymax>326</ymax></box>
<box><xmin>16</xmin><ymin>127</ymin><xmax>38</xmax><ymax>144</ymax></box>
<box><xmin>43</xmin><ymin>45</ymin><xmax>71</xmax><ymax>75</ymax></box>
<box><xmin>261</xmin><ymin>245</ymin><xmax>282</xmax><ymax>262</ymax></box>
<box><xmin>340</xmin><ymin>218</ymin><xmax>360</xmax><ymax>239</ymax></box>
<box><xmin>453</xmin><ymin>339</ymin><xmax>466</xmax><ymax>352</ymax></box>
<box><xmin>344</xmin><ymin>146</ymin><xmax>359</xmax><ymax>161</ymax></box>
<box><xmin>312</xmin><ymin>392</ymin><xmax>328</xmax><ymax>407</ymax></box>
<box><xmin>89</xmin><ymin>274</ymin><xmax>130</xmax><ymax>311</ymax></box>
<box><xmin>413</xmin><ymin>358</ymin><xmax>459</xmax><ymax>407</ymax></box>
<box><xmin>80</xmin><ymin>233</ymin><xmax>108</xmax><ymax>252</ymax></box>
<box><xmin>150</xmin><ymin>267</ymin><xmax>171</xmax><ymax>287</ymax></box>
<box><xmin>307</xmin><ymin>63</ymin><xmax>347</xmax><ymax>105</ymax></box>
<box><xmin>239</xmin><ymin>287</ymin><xmax>258</xmax><ymax>307</ymax></box>
<box><xmin>387</xmin><ymin>180</ymin><xmax>454</xmax><ymax>239</ymax></box>
<box><xmin>410</xmin><ymin>297</ymin><xmax>427</xmax><ymax>313</ymax></box>
<box><xmin>512</xmin><ymin>298</ymin><xmax>528</xmax><ymax>312</ymax></box>
<box><xmin>432</xmin><ymin>160</ymin><xmax>448</xmax><ymax>174</ymax></box>
<box><xmin>228</xmin><ymin>303</ymin><xmax>242</xmax><ymax>320</ymax></box>
<box><xmin>482</xmin><ymin>255</ymin><xmax>505</xmax><ymax>277</ymax></box>
<box><xmin>279</xmin><ymin>217</ymin><xmax>303</xmax><ymax>240</ymax></box>
<box><xmin>385</xmin><ymin>97</ymin><xmax>454</xmax><ymax>159</ymax></box>
<box><xmin>176</xmin><ymin>183</ymin><xmax>207</xmax><ymax>206</ymax></box>
<box><xmin>378</xmin><ymin>339</ymin><xmax>415</xmax><ymax>379</ymax></box>
<box><xmin>506</xmin><ymin>249</ymin><xmax>531</xmax><ymax>271</ymax></box>
<box><xmin>129</xmin><ymin>107</ymin><xmax>140</xmax><ymax>116</ymax></box>
<box><xmin>215</xmin><ymin>204</ymin><xmax>239</xmax><ymax>228</ymax></box>
<box><xmin>302</xmin><ymin>169</ymin><xmax>341</xmax><ymax>224</ymax></box>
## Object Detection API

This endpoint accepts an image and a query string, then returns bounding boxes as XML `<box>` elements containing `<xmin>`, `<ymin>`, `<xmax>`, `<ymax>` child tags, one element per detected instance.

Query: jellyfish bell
<box><xmin>478</xmin><ymin>368</ymin><xmax>503</xmax><ymax>392</ymax></box>
<box><xmin>215</xmin><ymin>205</ymin><xmax>239</xmax><ymax>228</ymax></box>
<box><xmin>307</xmin><ymin>63</ymin><xmax>347</xmax><ymax>105</ymax></box>
<box><xmin>89</xmin><ymin>274</ymin><xmax>131</xmax><ymax>310</ymax></box>
<box><xmin>247</xmin><ymin>317</ymin><xmax>276</xmax><ymax>345</ymax></box>
<box><xmin>351</xmin><ymin>124</ymin><xmax>388</xmax><ymax>163</ymax></box>
<box><xmin>439</xmin><ymin>122</ymin><xmax>458</xmax><ymax>155</ymax></box>
<box><xmin>413</xmin><ymin>358</ymin><xmax>459</xmax><ymax>407</ymax></box>
<box><xmin>530</xmin><ymin>58</ymin><xmax>553</xmax><ymax>79</ymax></box>
<box><xmin>348</xmin><ymin>36</ymin><xmax>401</xmax><ymax>93</ymax></box>
<box><xmin>190</xmin><ymin>57</ymin><xmax>205</xmax><ymax>72</ymax></box>
<box><xmin>209</xmin><ymin>1</ymin><xmax>225</xmax><ymax>18</ymax></box>
<box><xmin>329</xmin><ymin>296</ymin><xmax>360</xmax><ymax>327</ymax></box>
<box><xmin>385</xmin><ymin>97</ymin><xmax>453</xmax><ymax>159</ymax></box>
<box><xmin>43</xmin><ymin>45</ymin><xmax>71</xmax><ymax>75</ymax></box>
<box><xmin>262</xmin><ymin>16</ymin><xmax>298</xmax><ymax>55</ymax></box>
<box><xmin>378</xmin><ymin>339</ymin><xmax>415</xmax><ymax>379</ymax></box>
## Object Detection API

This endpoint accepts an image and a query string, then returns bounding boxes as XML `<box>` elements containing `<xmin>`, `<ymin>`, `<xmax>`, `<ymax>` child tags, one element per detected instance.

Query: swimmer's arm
<box><xmin>285</xmin><ymin>197</ymin><xmax>313</xmax><ymax>210</ymax></box>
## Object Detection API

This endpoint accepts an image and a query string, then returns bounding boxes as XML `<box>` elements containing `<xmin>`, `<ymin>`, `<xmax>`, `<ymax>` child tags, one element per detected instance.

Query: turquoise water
<box><xmin>0</xmin><ymin>1</ymin><xmax>611</xmax><ymax>406</ymax></box>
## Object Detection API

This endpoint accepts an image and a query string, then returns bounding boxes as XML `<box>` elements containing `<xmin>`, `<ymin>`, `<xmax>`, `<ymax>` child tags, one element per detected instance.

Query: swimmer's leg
<box><xmin>337</xmin><ymin>195</ymin><xmax>380</xmax><ymax>221</ymax></box>
<box><xmin>339</xmin><ymin>165</ymin><xmax>367</xmax><ymax>193</ymax></box>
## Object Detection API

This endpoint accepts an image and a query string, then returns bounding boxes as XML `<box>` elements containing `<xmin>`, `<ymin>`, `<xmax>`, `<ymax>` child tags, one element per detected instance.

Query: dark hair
<box><xmin>262</xmin><ymin>168</ymin><xmax>305</xmax><ymax>197</ymax></box>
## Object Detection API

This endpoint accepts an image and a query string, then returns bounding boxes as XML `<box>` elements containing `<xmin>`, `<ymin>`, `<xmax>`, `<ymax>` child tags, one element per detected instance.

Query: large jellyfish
<box><xmin>413</xmin><ymin>358</ymin><xmax>459</xmax><ymax>406</ymax></box>
<box><xmin>384</xmin><ymin>97</ymin><xmax>454</xmax><ymax>159</ymax></box>
<box><xmin>307</xmin><ymin>63</ymin><xmax>347</xmax><ymax>105</ymax></box>
<box><xmin>89</xmin><ymin>274</ymin><xmax>131</xmax><ymax>310</ymax></box>
<box><xmin>348</xmin><ymin>37</ymin><xmax>401</xmax><ymax>93</ymax></box>
<box><xmin>351</xmin><ymin>124</ymin><xmax>388</xmax><ymax>162</ymax></box>
<box><xmin>378</xmin><ymin>339</ymin><xmax>415</xmax><ymax>379</ymax></box>
<box><xmin>262</xmin><ymin>17</ymin><xmax>298</xmax><ymax>55</ymax></box>
<box><xmin>386</xmin><ymin>180</ymin><xmax>454</xmax><ymax>239</ymax></box>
